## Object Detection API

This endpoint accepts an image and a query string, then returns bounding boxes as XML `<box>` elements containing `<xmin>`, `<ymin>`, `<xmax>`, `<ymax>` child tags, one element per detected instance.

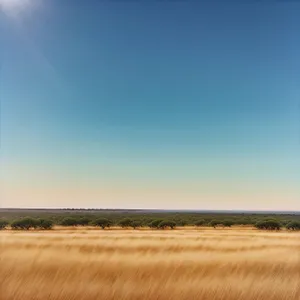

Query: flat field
<box><xmin>0</xmin><ymin>227</ymin><xmax>299</xmax><ymax>300</ymax></box>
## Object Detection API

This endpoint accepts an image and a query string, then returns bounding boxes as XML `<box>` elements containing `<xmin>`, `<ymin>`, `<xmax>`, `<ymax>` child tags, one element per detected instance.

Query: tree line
<box><xmin>0</xmin><ymin>216</ymin><xmax>300</xmax><ymax>231</ymax></box>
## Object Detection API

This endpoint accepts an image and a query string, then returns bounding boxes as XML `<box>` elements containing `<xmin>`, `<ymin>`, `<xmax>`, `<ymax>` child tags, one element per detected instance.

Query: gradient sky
<box><xmin>1</xmin><ymin>0</ymin><xmax>299</xmax><ymax>210</ymax></box>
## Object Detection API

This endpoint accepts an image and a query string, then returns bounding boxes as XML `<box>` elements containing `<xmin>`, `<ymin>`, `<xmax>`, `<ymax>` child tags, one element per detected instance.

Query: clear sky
<box><xmin>1</xmin><ymin>0</ymin><xmax>299</xmax><ymax>210</ymax></box>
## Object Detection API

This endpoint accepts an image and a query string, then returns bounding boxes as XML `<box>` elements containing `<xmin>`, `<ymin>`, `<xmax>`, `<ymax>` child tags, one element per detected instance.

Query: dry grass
<box><xmin>1</xmin><ymin>227</ymin><xmax>299</xmax><ymax>300</ymax></box>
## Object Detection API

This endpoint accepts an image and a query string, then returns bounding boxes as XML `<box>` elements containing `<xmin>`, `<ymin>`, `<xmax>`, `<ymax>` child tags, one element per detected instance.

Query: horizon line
<box><xmin>1</xmin><ymin>207</ymin><xmax>299</xmax><ymax>214</ymax></box>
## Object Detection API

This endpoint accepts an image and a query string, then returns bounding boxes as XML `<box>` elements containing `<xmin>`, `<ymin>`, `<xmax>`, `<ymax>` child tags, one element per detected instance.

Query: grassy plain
<box><xmin>1</xmin><ymin>227</ymin><xmax>299</xmax><ymax>300</ymax></box>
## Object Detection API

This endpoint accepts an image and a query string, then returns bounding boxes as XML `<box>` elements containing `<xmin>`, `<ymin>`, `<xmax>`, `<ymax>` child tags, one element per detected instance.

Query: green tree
<box><xmin>93</xmin><ymin>218</ymin><xmax>111</xmax><ymax>229</ymax></box>
<box><xmin>209</xmin><ymin>219</ymin><xmax>220</xmax><ymax>228</ymax></box>
<box><xmin>159</xmin><ymin>220</ymin><xmax>176</xmax><ymax>229</ymax></box>
<box><xmin>11</xmin><ymin>217</ymin><xmax>39</xmax><ymax>230</ymax></box>
<box><xmin>255</xmin><ymin>219</ymin><xmax>281</xmax><ymax>230</ymax></box>
<box><xmin>286</xmin><ymin>221</ymin><xmax>300</xmax><ymax>230</ymax></box>
<box><xmin>235</xmin><ymin>218</ymin><xmax>251</xmax><ymax>225</ymax></box>
<box><xmin>177</xmin><ymin>219</ymin><xmax>187</xmax><ymax>226</ymax></box>
<box><xmin>60</xmin><ymin>217</ymin><xmax>78</xmax><ymax>226</ymax></box>
<box><xmin>195</xmin><ymin>219</ymin><xmax>206</xmax><ymax>227</ymax></box>
<box><xmin>149</xmin><ymin>219</ymin><xmax>163</xmax><ymax>229</ymax></box>
<box><xmin>131</xmin><ymin>220</ymin><xmax>142</xmax><ymax>229</ymax></box>
<box><xmin>222</xmin><ymin>219</ymin><xmax>234</xmax><ymax>227</ymax></box>
<box><xmin>78</xmin><ymin>217</ymin><xmax>90</xmax><ymax>226</ymax></box>
<box><xmin>0</xmin><ymin>220</ymin><xmax>9</xmax><ymax>230</ymax></box>
<box><xmin>37</xmin><ymin>218</ymin><xmax>54</xmax><ymax>230</ymax></box>
<box><xmin>118</xmin><ymin>218</ymin><xmax>133</xmax><ymax>228</ymax></box>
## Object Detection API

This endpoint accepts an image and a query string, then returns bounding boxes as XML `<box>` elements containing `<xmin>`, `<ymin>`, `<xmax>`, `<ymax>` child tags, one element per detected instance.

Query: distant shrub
<box><xmin>77</xmin><ymin>217</ymin><xmax>91</xmax><ymax>226</ymax></box>
<box><xmin>146</xmin><ymin>219</ymin><xmax>154</xmax><ymax>226</ymax></box>
<box><xmin>118</xmin><ymin>218</ymin><xmax>133</xmax><ymax>228</ymax></box>
<box><xmin>149</xmin><ymin>219</ymin><xmax>164</xmax><ymax>229</ymax></box>
<box><xmin>159</xmin><ymin>220</ymin><xmax>176</xmax><ymax>229</ymax></box>
<box><xmin>209</xmin><ymin>219</ymin><xmax>220</xmax><ymax>228</ymax></box>
<box><xmin>11</xmin><ymin>217</ymin><xmax>39</xmax><ymax>230</ymax></box>
<box><xmin>280</xmin><ymin>220</ymin><xmax>290</xmax><ymax>226</ymax></box>
<box><xmin>286</xmin><ymin>221</ymin><xmax>300</xmax><ymax>231</ymax></box>
<box><xmin>131</xmin><ymin>220</ymin><xmax>142</xmax><ymax>229</ymax></box>
<box><xmin>93</xmin><ymin>218</ymin><xmax>111</xmax><ymax>229</ymax></box>
<box><xmin>60</xmin><ymin>217</ymin><xmax>79</xmax><ymax>226</ymax></box>
<box><xmin>176</xmin><ymin>219</ymin><xmax>187</xmax><ymax>227</ymax></box>
<box><xmin>37</xmin><ymin>218</ymin><xmax>54</xmax><ymax>230</ymax></box>
<box><xmin>222</xmin><ymin>219</ymin><xmax>234</xmax><ymax>227</ymax></box>
<box><xmin>0</xmin><ymin>220</ymin><xmax>9</xmax><ymax>230</ymax></box>
<box><xmin>194</xmin><ymin>219</ymin><xmax>206</xmax><ymax>227</ymax></box>
<box><xmin>235</xmin><ymin>218</ymin><xmax>252</xmax><ymax>225</ymax></box>
<box><xmin>255</xmin><ymin>219</ymin><xmax>281</xmax><ymax>230</ymax></box>
<box><xmin>10</xmin><ymin>220</ymin><xmax>22</xmax><ymax>230</ymax></box>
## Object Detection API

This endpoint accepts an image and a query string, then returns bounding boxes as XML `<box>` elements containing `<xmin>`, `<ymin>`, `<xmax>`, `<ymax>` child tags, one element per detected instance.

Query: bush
<box><xmin>0</xmin><ymin>220</ymin><xmax>9</xmax><ymax>230</ymax></box>
<box><xmin>255</xmin><ymin>219</ymin><xmax>281</xmax><ymax>230</ymax></box>
<box><xmin>37</xmin><ymin>218</ymin><xmax>54</xmax><ymax>230</ymax></box>
<box><xmin>159</xmin><ymin>220</ymin><xmax>176</xmax><ymax>229</ymax></box>
<box><xmin>93</xmin><ymin>218</ymin><xmax>111</xmax><ymax>229</ymax></box>
<box><xmin>222</xmin><ymin>219</ymin><xmax>234</xmax><ymax>227</ymax></box>
<box><xmin>176</xmin><ymin>219</ymin><xmax>187</xmax><ymax>227</ymax></box>
<box><xmin>118</xmin><ymin>218</ymin><xmax>133</xmax><ymax>228</ymax></box>
<box><xmin>11</xmin><ymin>217</ymin><xmax>39</xmax><ymax>230</ymax></box>
<box><xmin>235</xmin><ymin>218</ymin><xmax>252</xmax><ymax>225</ymax></box>
<box><xmin>286</xmin><ymin>221</ymin><xmax>300</xmax><ymax>231</ymax></box>
<box><xmin>209</xmin><ymin>219</ymin><xmax>220</xmax><ymax>228</ymax></box>
<box><xmin>195</xmin><ymin>219</ymin><xmax>206</xmax><ymax>227</ymax></box>
<box><xmin>131</xmin><ymin>220</ymin><xmax>142</xmax><ymax>229</ymax></box>
<box><xmin>280</xmin><ymin>220</ymin><xmax>290</xmax><ymax>226</ymax></box>
<box><xmin>77</xmin><ymin>217</ymin><xmax>91</xmax><ymax>226</ymax></box>
<box><xmin>11</xmin><ymin>220</ymin><xmax>22</xmax><ymax>230</ymax></box>
<box><xmin>148</xmin><ymin>219</ymin><xmax>164</xmax><ymax>229</ymax></box>
<box><xmin>60</xmin><ymin>217</ymin><xmax>79</xmax><ymax>226</ymax></box>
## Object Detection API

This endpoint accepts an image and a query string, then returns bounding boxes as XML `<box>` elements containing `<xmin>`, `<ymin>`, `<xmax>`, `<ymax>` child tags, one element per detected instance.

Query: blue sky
<box><xmin>1</xmin><ymin>1</ymin><xmax>299</xmax><ymax>210</ymax></box>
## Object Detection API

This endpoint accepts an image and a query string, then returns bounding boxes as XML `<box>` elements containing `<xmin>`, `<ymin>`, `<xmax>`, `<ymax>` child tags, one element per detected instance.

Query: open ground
<box><xmin>0</xmin><ymin>227</ymin><xmax>299</xmax><ymax>300</ymax></box>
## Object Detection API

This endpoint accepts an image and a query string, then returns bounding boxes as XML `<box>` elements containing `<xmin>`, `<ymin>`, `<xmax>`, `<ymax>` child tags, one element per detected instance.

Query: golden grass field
<box><xmin>0</xmin><ymin>227</ymin><xmax>299</xmax><ymax>300</ymax></box>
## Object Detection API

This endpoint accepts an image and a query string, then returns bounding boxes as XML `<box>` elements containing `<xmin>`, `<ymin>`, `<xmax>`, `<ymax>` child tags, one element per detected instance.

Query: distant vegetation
<box><xmin>0</xmin><ymin>219</ymin><xmax>9</xmax><ymax>230</ymax></box>
<box><xmin>254</xmin><ymin>219</ymin><xmax>281</xmax><ymax>230</ymax></box>
<box><xmin>286</xmin><ymin>221</ymin><xmax>300</xmax><ymax>230</ymax></box>
<box><xmin>93</xmin><ymin>218</ymin><xmax>112</xmax><ymax>229</ymax></box>
<box><xmin>9</xmin><ymin>217</ymin><xmax>54</xmax><ymax>230</ymax></box>
<box><xmin>0</xmin><ymin>209</ymin><xmax>299</xmax><ymax>231</ymax></box>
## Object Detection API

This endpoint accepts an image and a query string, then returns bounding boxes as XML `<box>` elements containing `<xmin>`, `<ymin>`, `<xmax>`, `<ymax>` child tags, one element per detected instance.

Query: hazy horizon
<box><xmin>1</xmin><ymin>1</ymin><xmax>299</xmax><ymax>210</ymax></box>
<box><xmin>1</xmin><ymin>208</ymin><xmax>300</xmax><ymax>214</ymax></box>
